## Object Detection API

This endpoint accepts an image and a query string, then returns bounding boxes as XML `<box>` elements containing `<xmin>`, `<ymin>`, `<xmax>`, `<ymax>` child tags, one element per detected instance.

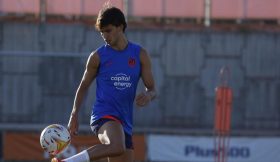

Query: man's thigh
<box><xmin>97</xmin><ymin>120</ymin><xmax>134</xmax><ymax>162</ymax></box>
<box><xmin>97</xmin><ymin>120</ymin><xmax>125</xmax><ymax>146</ymax></box>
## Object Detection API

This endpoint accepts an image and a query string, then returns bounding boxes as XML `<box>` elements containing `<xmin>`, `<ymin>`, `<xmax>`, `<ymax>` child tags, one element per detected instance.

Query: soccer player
<box><xmin>52</xmin><ymin>5</ymin><xmax>156</xmax><ymax>162</ymax></box>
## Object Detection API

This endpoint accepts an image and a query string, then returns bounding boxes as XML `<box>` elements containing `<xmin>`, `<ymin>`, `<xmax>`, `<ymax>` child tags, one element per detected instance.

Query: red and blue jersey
<box><xmin>90</xmin><ymin>42</ymin><xmax>141</xmax><ymax>135</ymax></box>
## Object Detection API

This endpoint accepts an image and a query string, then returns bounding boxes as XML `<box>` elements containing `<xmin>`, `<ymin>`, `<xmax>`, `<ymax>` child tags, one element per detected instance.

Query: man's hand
<box><xmin>136</xmin><ymin>92</ymin><xmax>152</xmax><ymax>107</ymax></box>
<box><xmin>67</xmin><ymin>112</ymin><xmax>79</xmax><ymax>137</ymax></box>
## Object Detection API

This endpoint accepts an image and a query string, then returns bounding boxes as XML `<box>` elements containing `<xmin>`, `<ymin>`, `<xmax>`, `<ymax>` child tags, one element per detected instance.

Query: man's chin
<box><xmin>105</xmin><ymin>40</ymin><xmax>111</xmax><ymax>44</ymax></box>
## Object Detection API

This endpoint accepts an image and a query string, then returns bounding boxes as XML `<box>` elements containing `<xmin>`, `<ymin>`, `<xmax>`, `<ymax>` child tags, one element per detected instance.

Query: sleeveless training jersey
<box><xmin>90</xmin><ymin>42</ymin><xmax>141</xmax><ymax>135</ymax></box>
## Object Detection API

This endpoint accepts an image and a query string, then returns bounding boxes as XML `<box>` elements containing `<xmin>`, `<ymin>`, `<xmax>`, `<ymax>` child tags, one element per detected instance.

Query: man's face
<box><xmin>100</xmin><ymin>24</ymin><xmax>122</xmax><ymax>46</ymax></box>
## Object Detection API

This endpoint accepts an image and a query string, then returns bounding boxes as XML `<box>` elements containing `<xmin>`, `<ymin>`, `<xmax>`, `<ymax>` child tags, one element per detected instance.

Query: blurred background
<box><xmin>1</xmin><ymin>0</ymin><xmax>280</xmax><ymax>162</ymax></box>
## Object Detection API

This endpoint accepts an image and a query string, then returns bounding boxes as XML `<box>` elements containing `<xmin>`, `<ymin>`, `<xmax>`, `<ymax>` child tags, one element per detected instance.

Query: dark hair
<box><xmin>95</xmin><ymin>6</ymin><xmax>127</xmax><ymax>32</ymax></box>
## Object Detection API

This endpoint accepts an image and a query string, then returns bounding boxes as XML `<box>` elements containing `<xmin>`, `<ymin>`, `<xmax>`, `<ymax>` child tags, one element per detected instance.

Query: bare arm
<box><xmin>68</xmin><ymin>51</ymin><xmax>100</xmax><ymax>135</ymax></box>
<box><xmin>135</xmin><ymin>48</ymin><xmax>156</xmax><ymax>107</ymax></box>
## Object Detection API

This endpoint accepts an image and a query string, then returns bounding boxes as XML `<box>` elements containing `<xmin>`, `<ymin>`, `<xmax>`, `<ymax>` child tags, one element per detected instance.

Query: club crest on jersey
<box><xmin>128</xmin><ymin>57</ymin><xmax>136</xmax><ymax>67</ymax></box>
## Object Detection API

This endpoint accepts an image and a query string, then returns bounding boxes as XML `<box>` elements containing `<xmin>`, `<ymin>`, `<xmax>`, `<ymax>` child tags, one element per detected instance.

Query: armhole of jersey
<box><xmin>136</xmin><ymin>44</ymin><xmax>142</xmax><ymax>62</ymax></box>
<box><xmin>137</xmin><ymin>45</ymin><xmax>142</xmax><ymax>78</ymax></box>
<box><xmin>96</xmin><ymin>46</ymin><xmax>105</xmax><ymax>65</ymax></box>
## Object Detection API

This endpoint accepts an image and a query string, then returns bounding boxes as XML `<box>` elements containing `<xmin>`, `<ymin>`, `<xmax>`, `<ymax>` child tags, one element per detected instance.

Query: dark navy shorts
<box><xmin>91</xmin><ymin>116</ymin><xmax>134</xmax><ymax>149</ymax></box>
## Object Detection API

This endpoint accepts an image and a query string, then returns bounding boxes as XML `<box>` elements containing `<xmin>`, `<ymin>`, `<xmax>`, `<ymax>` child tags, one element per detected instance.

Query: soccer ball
<box><xmin>40</xmin><ymin>124</ymin><xmax>71</xmax><ymax>155</ymax></box>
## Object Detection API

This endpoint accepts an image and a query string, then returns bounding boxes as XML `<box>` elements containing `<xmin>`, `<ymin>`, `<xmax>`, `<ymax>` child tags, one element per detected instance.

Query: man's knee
<box><xmin>109</xmin><ymin>142</ymin><xmax>126</xmax><ymax>156</ymax></box>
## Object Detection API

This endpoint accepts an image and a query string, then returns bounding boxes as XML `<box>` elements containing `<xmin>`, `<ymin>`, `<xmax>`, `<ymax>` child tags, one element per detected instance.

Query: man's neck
<box><xmin>111</xmin><ymin>36</ymin><xmax>128</xmax><ymax>51</ymax></box>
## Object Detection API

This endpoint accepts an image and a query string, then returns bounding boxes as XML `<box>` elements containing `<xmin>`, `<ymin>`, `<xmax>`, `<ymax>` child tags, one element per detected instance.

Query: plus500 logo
<box><xmin>185</xmin><ymin>145</ymin><xmax>250</xmax><ymax>158</ymax></box>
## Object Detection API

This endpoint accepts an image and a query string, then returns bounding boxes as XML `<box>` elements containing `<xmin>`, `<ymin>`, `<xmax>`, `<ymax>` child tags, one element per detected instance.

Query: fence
<box><xmin>1</xmin><ymin>23</ymin><xmax>280</xmax><ymax>135</ymax></box>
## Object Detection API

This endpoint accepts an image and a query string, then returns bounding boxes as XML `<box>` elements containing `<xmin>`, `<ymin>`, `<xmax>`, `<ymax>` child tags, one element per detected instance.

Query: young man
<box><xmin>52</xmin><ymin>6</ymin><xmax>156</xmax><ymax>162</ymax></box>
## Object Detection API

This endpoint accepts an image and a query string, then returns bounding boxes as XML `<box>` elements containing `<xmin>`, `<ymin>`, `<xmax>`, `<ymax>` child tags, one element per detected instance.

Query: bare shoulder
<box><xmin>139</xmin><ymin>48</ymin><xmax>151</xmax><ymax>64</ymax></box>
<box><xmin>89</xmin><ymin>51</ymin><xmax>100</xmax><ymax>62</ymax></box>
<box><xmin>87</xmin><ymin>51</ymin><xmax>100</xmax><ymax>69</ymax></box>
<box><xmin>140</xmin><ymin>48</ymin><xmax>148</xmax><ymax>57</ymax></box>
